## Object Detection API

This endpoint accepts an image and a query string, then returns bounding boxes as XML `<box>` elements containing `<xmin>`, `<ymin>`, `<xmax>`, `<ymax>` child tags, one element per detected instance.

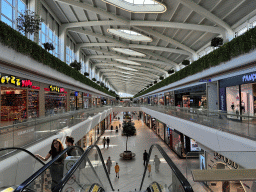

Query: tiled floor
<box><xmin>97</xmin><ymin>112</ymin><xmax>209</xmax><ymax>192</ymax></box>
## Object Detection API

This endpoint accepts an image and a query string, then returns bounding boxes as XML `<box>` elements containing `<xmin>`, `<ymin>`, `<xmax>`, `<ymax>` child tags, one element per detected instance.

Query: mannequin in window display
<box><xmin>231</xmin><ymin>102</ymin><xmax>235</xmax><ymax>111</ymax></box>
<box><xmin>241</xmin><ymin>100</ymin><xmax>245</xmax><ymax>113</ymax></box>
<box><xmin>235</xmin><ymin>105</ymin><xmax>239</xmax><ymax>117</ymax></box>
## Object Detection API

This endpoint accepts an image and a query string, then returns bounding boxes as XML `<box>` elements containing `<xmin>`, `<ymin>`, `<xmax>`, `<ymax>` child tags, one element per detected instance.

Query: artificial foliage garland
<box><xmin>0</xmin><ymin>21</ymin><xmax>116</xmax><ymax>97</ymax></box>
<box><xmin>134</xmin><ymin>26</ymin><xmax>256</xmax><ymax>98</ymax></box>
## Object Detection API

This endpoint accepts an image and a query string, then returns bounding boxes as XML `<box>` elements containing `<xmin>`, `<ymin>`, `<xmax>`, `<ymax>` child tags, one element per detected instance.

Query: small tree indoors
<box><xmin>122</xmin><ymin>121</ymin><xmax>136</xmax><ymax>152</ymax></box>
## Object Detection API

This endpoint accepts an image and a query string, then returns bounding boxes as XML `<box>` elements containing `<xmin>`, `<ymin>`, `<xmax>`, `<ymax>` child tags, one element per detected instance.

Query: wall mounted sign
<box><xmin>0</xmin><ymin>75</ymin><xmax>32</xmax><ymax>87</ymax></box>
<box><xmin>242</xmin><ymin>73</ymin><xmax>256</xmax><ymax>82</ymax></box>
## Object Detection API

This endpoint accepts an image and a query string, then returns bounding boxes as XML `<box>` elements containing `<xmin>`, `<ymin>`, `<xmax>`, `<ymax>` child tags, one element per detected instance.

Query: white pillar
<box><xmin>59</xmin><ymin>26</ymin><xmax>67</xmax><ymax>62</ymax></box>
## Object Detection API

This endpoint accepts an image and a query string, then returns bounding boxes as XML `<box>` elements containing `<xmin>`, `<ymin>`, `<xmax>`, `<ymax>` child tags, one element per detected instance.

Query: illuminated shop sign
<box><xmin>242</xmin><ymin>73</ymin><xmax>256</xmax><ymax>82</ymax></box>
<box><xmin>45</xmin><ymin>86</ymin><xmax>65</xmax><ymax>92</ymax></box>
<box><xmin>32</xmin><ymin>86</ymin><xmax>40</xmax><ymax>90</ymax></box>
<box><xmin>0</xmin><ymin>75</ymin><xmax>33</xmax><ymax>88</ymax></box>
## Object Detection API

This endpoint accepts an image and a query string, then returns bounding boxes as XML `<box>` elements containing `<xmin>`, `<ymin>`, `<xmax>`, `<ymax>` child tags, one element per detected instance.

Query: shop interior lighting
<box><xmin>102</xmin><ymin>0</ymin><xmax>166</xmax><ymax>13</ymax></box>
<box><xmin>115</xmin><ymin>59</ymin><xmax>141</xmax><ymax>65</ymax></box>
<box><xmin>112</xmin><ymin>48</ymin><xmax>146</xmax><ymax>57</ymax></box>
<box><xmin>108</xmin><ymin>29</ymin><xmax>152</xmax><ymax>42</ymax></box>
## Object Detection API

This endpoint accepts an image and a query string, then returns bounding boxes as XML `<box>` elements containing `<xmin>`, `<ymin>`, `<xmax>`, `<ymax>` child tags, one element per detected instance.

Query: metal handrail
<box><xmin>14</xmin><ymin>146</ymin><xmax>84</xmax><ymax>192</ymax></box>
<box><xmin>0</xmin><ymin>147</ymin><xmax>46</xmax><ymax>166</ymax></box>
<box><xmin>52</xmin><ymin>144</ymin><xmax>115</xmax><ymax>192</ymax></box>
<box><xmin>140</xmin><ymin>144</ymin><xmax>194</xmax><ymax>192</ymax></box>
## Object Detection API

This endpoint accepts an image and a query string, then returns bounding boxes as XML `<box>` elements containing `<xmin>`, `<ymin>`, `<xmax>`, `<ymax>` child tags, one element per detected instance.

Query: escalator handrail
<box><xmin>14</xmin><ymin>146</ymin><xmax>84</xmax><ymax>192</ymax></box>
<box><xmin>0</xmin><ymin>147</ymin><xmax>46</xmax><ymax>166</ymax></box>
<box><xmin>52</xmin><ymin>144</ymin><xmax>115</xmax><ymax>192</ymax></box>
<box><xmin>140</xmin><ymin>144</ymin><xmax>194</xmax><ymax>192</ymax></box>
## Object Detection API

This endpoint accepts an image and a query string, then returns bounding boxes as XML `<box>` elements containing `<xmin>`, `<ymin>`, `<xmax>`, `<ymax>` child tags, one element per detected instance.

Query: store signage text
<box><xmin>242</xmin><ymin>73</ymin><xmax>256</xmax><ymax>82</ymax></box>
<box><xmin>0</xmin><ymin>75</ymin><xmax>32</xmax><ymax>87</ymax></box>
<box><xmin>32</xmin><ymin>86</ymin><xmax>40</xmax><ymax>90</ymax></box>
<box><xmin>199</xmin><ymin>79</ymin><xmax>211</xmax><ymax>82</ymax></box>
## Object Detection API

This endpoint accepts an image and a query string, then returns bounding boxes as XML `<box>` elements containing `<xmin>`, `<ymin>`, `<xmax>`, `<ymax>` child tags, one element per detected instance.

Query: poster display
<box><xmin>190</xmin><ymin>139</ymin><xmax>201</xmax><ymax>151</ymax></box>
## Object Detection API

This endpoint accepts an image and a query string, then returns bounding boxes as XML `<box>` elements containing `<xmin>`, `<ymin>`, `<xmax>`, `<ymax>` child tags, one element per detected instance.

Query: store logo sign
<box><xmin>242</xmin><ymin>73</ymin><xmax>256</xmax><ymax>82</ymax></box>
<box><xmin>0</xmin><ymin>75</ymin><xmax>32</xmax><ymax>87</ymax></box>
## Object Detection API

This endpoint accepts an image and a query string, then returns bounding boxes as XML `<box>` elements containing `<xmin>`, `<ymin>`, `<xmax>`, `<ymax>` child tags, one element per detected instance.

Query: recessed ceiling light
<box><xmin>102</xmin><ymin>0</ymin><xmax>166</xmax><ymax>13</ymax></box>
<box><xmin>112</xmin><ymin>48</ymin><xmax>145</xmax><ymax>57</ymax></box>
<box><xmin>115</xmin><ymin>59</ymin><xmax>141</xmax><ymax>65</ymax></box>
<box><xmin>108</xmin><ymin>29</ymin><xmax>152</xmax><ymax>42</ymax></box>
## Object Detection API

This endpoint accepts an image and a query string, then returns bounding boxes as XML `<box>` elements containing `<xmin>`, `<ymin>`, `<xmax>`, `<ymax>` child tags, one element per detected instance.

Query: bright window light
<box><xmin>115</xmin><ymin>59</ymin><xmax>141</xmax><ymax>65</ymax></box>
<box><xmin>102</xmin><ymin>0</ymin><xmax>166</xmax><ymax>13</ymax></box>
<box><xmin>112</xmin><ymin>48</ymin><xmax>145</xmax><ymax>57</ymax></box>
<box><xmin>108</xmin><ymin>29</ymin><xmax>152</xmax><ymax>42</ymax></box>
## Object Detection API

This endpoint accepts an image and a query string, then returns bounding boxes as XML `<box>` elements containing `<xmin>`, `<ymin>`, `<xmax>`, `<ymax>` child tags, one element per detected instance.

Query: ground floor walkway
<box><xmin>97</xmin><ymin>112</ymin><xmax>209</xmax><ymax>192</ymax></box>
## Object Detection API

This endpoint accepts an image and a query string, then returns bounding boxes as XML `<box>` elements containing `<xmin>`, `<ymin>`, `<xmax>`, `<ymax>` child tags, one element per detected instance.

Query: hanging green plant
<box><xmin>182</xmin><ymin>60</ymin><xmax>190</xmax><ymax>66</ymax></box>
<box><xmin>70</xmin><ymin>60</ymin><xmax>81</xmax><ymax>71</ymax></box>
<box><xmin>211</xmin><ymin>37</ymin><xmax>223</xmax><ymax>47</ymax></box>
<box><xmin>16</xmin><ymin>10</ymin><xmax>43</xmax><ymax>35</ymax></box>
<box><xmin>168</xmin><ymin>69</ymin><xmax>175</xmax><ymax>74</ymax></box>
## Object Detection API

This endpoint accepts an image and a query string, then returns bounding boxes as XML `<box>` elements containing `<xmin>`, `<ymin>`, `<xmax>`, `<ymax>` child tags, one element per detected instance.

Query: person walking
<box><xmin>153</xmin><ymin>155</ymin><xmax>161</xmax><ymax>172</ymax></box>
<box><xmin>115</xmin><ymin>162</ymin><xmax>120</xmax><ymax>178</ymax></box>
<box><xmin>106</xmin><ymin>156</ymin><xmax>112</xmax><ymax>174</ymax></box>
<box><xmin>107</xmin><ymin>137</ymin><xmax>110</xmax><ymax>148</ymax></box>
<box><xmin>143</xmin><ymin>150</ymin><xmax>148</xmax><ymax>166</ymax></box>
<box><xmin>35</xmin><ymin>139</ymin><xmax>66</xmax><ymax>190</ymax></box>
<box><xmin>111</xmin><ymin>125</ymin><xmax>113</xmax><ymax>130</ymax></box>
<box><xmin>102</xmin><ymin>137</ymin><xmax>106</xmax><ymax>148</ymax></box>
<box><xmin>148</xmin><ymin>163</ymin><xmax>151</xmax><ymax>177</ymax></box>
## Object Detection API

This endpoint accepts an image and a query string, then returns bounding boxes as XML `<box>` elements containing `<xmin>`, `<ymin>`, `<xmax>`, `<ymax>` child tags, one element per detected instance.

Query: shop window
<box><xmin>226</xmin><ymin>85</ymin><xmax>240</xmax><ymax>119</ymax></box>
<box><xmin>45</xmin><ymin>92</ymin><xmax>67</xmax><ymax>116</ymax></box>
<box><xmin>241</xmin><ymin>84</ymin><xmax>254</xmax><ymax>116</ymax></box>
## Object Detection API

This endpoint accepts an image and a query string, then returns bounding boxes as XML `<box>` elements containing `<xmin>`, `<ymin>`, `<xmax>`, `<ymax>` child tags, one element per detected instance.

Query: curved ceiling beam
<box><xmin>127</xmin><ymin>57</ymin><xmax>173</xmax><ymax>67</ymax></box>
<box><xmin>77</xmin><ymin>43</ymin><xmax>191</xmax><ymax>56</ymax></box>
<box><xmin>100</xmin><ymin>69</ymin><xmax>159</xmax><ymax>78</ymax></box>
<box><xmin>177</xmin><ymin>0</ymin><xmax>233</xmax><ymax>35</ymax></box>
<box><xmin>86</xmin><ymin>47</ymin><xmax>177</xmax><ymax>66</ymax></box>
<box><xmin>56</xmin><ymin>0</ymin><xmax>196</xmax><ymax>55</ymax></box>
<box><xmin>62</xmin><ymin>20</ymin><xmax>224</xmax><ymax>34</ymax></box>
<box><xmin>94</xmin><ymin>62</ymin><xmax>167</xmax><ymax>75</ymax></box>
<box><xmin>103</xmin><ymin>74</ymin><xmax>153</xmax><ymax>82</ymax></box>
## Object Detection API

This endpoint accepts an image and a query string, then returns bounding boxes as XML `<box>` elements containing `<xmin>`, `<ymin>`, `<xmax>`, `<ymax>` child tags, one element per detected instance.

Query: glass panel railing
<box><xmin>52</xmin><ymin>145</ymin><xmax>114</xmax><ymax>192</ymax></box>
<box><xmin>14</xmin><ymin>146</ymin><xmax>84</xmax><ymax>192</ymax></box>
<box><xmin>0</xmin><ymin>147</ymin><xmax>46</xmax><ymax>191</ymax></box>
<box><xmin>126</xmin><ymin>104</ymin><xmax>256</xmax><ymax>140</ymax></box>
<box><xmin>0</xmin><ymin>106</ymin><xmax>111</xmax><ymax>149</ymax></box>
<box><xmin>186</xmin><ymin>151</ymin><xmax>256</xmax><ymax>192</ymax></box>
<box><xmin>140</xmin><ymin>144</ymin><xmax>194</xmax><ymax>192</ymax></box>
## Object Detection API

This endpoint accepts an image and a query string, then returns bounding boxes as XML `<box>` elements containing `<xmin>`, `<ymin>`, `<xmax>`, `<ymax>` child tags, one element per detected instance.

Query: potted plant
<box><xmin>159</xmin><ymin>76</ymin><xmax>164</xmax><ymax>80</ymax></box>
<box><xmin>211</xmin><ymin>37</ymin><xmax>223</xmax><ymax>47</ymax></box>
<box><xmin>100</xmin><ymin>82</ymin><xmax>104</xmax><ymax>87</ymax></box>
<box><xmin>43</xmin><ymin>42</ymin><xmax>55</xmax><ymax>52</ymax></box>
<box><xmin>97</xmin><ymin>81</ymin><xmax>100</xmax><ymax>84</ymax></box>
<box><xmin>168</xmin><ymin>69</ymin><xmax>175</xmax><ymax>74</ymax></box>
<box><xmin>70</xmin><ymin>60</ymin><xmax>81</xmax><ymax>71</ymax></box>
<box><xmin>154</xmin><ymin>80</ymin><xmax>157</xmax><ymax>84</ymax></box>
<box><xmin>84</xmin><ymin>72</ymin><xmax>89</xmax><ymax>76</ymax></box>
<box><xmin>92</xmin><ymin>78</ymin><xmax>96</xmax><ymax>81</ymax></box>
<box><xmin>16</xmin><ymin>10</ymin><xmax>42</xmax><ymax>35</ymax></box>
<box><xmin>182</xmin><ymin>60</ymin><xmax>190</xmax><ymax>66</ymax></box>
<box><xmin>120</xmin><ymin>121</ymin><xmax>136</xmax><ymax>160</ymax></box>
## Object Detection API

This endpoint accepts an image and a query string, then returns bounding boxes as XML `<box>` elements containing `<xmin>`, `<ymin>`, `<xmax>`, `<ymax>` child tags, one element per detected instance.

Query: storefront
<box><xmin>165</xmin><ymin>125</ymin><xmax>173</xmax><ymax>148</ymax></box>
<box><xmin>1</xmin><ymin>74</ymin><xmax>41</xmax><ymax>124</ymax></box>
<box><xmin>219</xmin><ymin>71</ymin><xmax>256</xmax><ymax>120</ymax></box>
<box><xmin>153</xmin><ymin>95</ymin><xmax>158</xmax><ymax>105</ymax></box>
<box><xmin>156</xmin><ymin>120</ymin><xmax>165</xmax><ymax>140</ymax></box>
<box><xmin>83</xmin><ymin>93</ymin><xmax>91</xmax><ymax>109</ymax></box>
<box><xmin>158</xmin><ymin>93</ymin><xmax>164</xmax><ymax>105</ymax></box>
<box><xmin>174</xmin><ymin>84</ymin><xmax>207</xmax><ymax>108</ymax></box>
<box><xmin>44</xmin><ymin>86</ymin><xmax>67</xmax><ymax>116</ymax></box>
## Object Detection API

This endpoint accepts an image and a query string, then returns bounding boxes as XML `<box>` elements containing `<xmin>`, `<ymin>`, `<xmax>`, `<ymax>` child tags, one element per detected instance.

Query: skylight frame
<box><xmin>102</xmin><ymin>0</ymin><xmax>167</xmax><ymax>13</ymax></box>
<box><xmin>116</xmin><ymin>66</ymin><xmax>138</xmax><ymax>71</ymax></box>
<box><xmin>112</xmin><ymin>48</ymin><xmax>146</xmax><ymax>57</ymax></box>
<box><xmin>107</xmin><ymin>29</ymin><xmax>152</xmax><ymax>42</ymax></box>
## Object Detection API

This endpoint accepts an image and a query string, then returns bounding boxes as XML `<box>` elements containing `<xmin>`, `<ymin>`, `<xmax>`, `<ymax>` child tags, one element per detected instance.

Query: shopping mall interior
<box><xmin>0</xmin><ymin>0</ymin><xmax>256</xmax><ymax>191</ymax></box>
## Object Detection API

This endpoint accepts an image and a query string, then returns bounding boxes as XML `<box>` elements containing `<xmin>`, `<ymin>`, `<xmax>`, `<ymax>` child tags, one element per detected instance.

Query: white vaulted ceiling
<box><xmin>44</xmin><ymin>0</ymin><xmax>256</xmax><ymax>95</ymax></box>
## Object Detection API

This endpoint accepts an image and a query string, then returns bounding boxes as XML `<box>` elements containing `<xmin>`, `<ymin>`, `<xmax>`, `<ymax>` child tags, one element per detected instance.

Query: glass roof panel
<box><xmin>112</xmin><ymin>48</ymin><xmax>146</xmax><ymax>57</ymax></box>
<box><xmin>115</xmin><ymin>59</ymin><xmax>141</xmax><ymax>65</ymax></box>
<box><xmin>108</xmin><ymin>29</ymin><xmax>152</xmax><ymax>42</ymax></box>
<box><xmin>102</xmin><ymin>0</ymin><xmax>166</xmax><ymax>13</ymax></box>
<box><xmin>116</xmin><ymin>66</ymin><xmax>138</xmax><ymax>71</ymax></box>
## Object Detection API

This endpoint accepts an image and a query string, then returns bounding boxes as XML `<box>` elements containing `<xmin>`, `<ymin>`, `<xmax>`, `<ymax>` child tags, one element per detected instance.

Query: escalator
<box><xmin>0</xmin><ymin>147</ymin><xmax>46</xmax><ymax>192</ymax></box>
<box><xmin>13</xmin><ymin>144</ymin><xmax>193</xmax><ymax>192</ymax></box>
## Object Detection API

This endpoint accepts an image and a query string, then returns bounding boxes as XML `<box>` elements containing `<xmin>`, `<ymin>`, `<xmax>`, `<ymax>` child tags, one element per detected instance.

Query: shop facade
<box><xmin>219</xmin><ymin>71</ymin><xmax>256</xmax><ymax>120</ymax></box>
<box><xmin>83</xmin><ymin>93</ymin><xmax>92</xmax><ymax>109</ymax></box>
<box><xmin>174</xmin><ymin>84</ymin><xmax>207</xmax><ymax>109</ymax></box>
<box><xmin>164</xmin><ymin>91</ymin><xmax>175</xmax><ymax>106</ymax></box>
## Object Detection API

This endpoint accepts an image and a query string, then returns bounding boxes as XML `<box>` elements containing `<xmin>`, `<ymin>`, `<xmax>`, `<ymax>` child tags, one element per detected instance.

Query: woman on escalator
<box><xmin>35</xmin><ymin>138</ymin><xmax>66</xmax><ymax>190</ymax></box>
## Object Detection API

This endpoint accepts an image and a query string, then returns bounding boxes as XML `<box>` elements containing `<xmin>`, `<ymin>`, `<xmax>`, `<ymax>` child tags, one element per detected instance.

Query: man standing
<box><xmin>66</xmin><ymin>136</ymin><xmax>77</xmax><ymax>156</ymax></box>
<box><xmin>106</xmin><ymin>156</ymin><xmax>112</xmax><ymax>174</ymax></box>
<box><xmin>102</xmin><ymin>137</ymin><xmax>106</xmax><ymax>148</ymax></box>
<box><xmin>143</xmin><ymin>150</ymin><xmax>148</xmax><ymax>166</ymax></box>
<box><xmin>107</xmin><ymin>137</ymin><xmax>110</xmax><ymax>148</ymax></box>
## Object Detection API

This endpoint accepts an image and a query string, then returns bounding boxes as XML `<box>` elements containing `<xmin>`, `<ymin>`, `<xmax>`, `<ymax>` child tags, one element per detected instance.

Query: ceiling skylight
<box><xmin>112</xmin><ymin>48</ymin><xmax>146</xmax><ymax>57</ymax></box>
<box><xmin>102</xmin><ymin>0</ymin><xmax>166</xmax><ymax>13</ymax></box>
<box><xmin>120</xmin><ymin>71</ymin><xmax>134</xmax><ymax>75</ymax></box>
<box><xmin>115</xmin><ymin>59</ymin><xmax>141</xmax><ymax>65</ymax></box>
<box><xmin>108</xmin><ymin>29</ymin><xmax>152</xmax><ymax>42</ymax></box>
